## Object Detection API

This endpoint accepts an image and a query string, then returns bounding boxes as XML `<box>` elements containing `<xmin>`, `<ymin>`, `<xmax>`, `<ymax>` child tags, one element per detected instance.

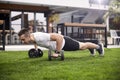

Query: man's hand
<box><xmin>35</xmin><ymin>48</ymin><xmax>39</xmax><ymax>52</ymax></box>
<box><xmin>52</xmin><ymin>53</ymin><xmax>59</xmax><ymax>58</ymax></box>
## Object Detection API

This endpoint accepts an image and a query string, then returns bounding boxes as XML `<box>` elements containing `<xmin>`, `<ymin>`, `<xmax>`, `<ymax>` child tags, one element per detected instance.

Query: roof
<box><xmin>0</xmin><ymin>0</ymin><xmax>108</xmax><ymax>13</ymax></box>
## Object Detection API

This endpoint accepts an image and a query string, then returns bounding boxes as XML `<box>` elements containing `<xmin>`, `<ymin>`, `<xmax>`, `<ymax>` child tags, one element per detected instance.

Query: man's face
<box><xmin>20</xmin><ymin>34</ymin><xmax>31</xmax><ymax>44</ymax></box>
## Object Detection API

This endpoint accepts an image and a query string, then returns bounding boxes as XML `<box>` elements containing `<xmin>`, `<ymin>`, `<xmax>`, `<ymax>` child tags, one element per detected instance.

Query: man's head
<box><xmin>18</xmin><ymin>28</ymin><xmax>32</xmax><ymax>44</ymax></box>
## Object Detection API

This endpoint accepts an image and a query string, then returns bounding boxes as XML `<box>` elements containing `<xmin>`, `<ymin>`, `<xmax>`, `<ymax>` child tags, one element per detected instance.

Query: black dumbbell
<box><xmin>48</xmin><ymin>49</ymin><xmax>64</xmax><ymax>61</ymax></box>
<box><xmin>28</xmin><ymin>48</ymin><xmax>43</xmax><ymax>58</ymax></box>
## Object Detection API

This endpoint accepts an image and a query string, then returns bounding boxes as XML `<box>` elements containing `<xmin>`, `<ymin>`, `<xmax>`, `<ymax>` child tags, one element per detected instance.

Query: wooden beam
<box><xmin>11</xmin><ymin>14</ymin><xmax>22</xmax><ymax>21</ymax></box>
<box><xmin>0</xmin><ymin>3</ymin><xmax>50</xmax><ymax>13</ymax></box>
<box><xmin>0</xmin><ymin>10</ymin><xmax>10</xmax><ymax>14</ymax></box>
<box><xmin>0</xmin><ymin>30</ymin><xmax>14</xmax><ymax>32</ymax></box>
<box><xmin>63</xmin><ymin>23</ymin><xmax>106</xmax><ymax>28</ymax></box>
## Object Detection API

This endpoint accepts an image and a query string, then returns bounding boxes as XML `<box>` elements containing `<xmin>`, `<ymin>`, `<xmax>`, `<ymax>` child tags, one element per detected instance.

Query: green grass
<box><xmin>0</xmin><ymin>48</ymin><xmax>120</xmax><ymax>80</ymax></box>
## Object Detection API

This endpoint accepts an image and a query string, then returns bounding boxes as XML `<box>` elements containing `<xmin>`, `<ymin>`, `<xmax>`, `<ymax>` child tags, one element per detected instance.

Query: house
<box><xmin>0</xmin><ymin>0</ymin><xmax>110</xmax><ymax>50</ymax></box>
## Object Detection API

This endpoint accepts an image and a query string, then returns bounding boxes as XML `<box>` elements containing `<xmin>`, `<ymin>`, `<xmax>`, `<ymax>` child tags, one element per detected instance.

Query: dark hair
<box><xmin>18</xmin><ymin>28</ymin><xmax>30</xmax><ymax>37</ymax></box>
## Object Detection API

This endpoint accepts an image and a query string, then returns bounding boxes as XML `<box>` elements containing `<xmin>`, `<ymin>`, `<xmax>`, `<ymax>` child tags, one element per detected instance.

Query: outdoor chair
<box><xmin>110</xmin><ymin>30</ymin><xmax>120</xmax><ymax>45</ymax></box>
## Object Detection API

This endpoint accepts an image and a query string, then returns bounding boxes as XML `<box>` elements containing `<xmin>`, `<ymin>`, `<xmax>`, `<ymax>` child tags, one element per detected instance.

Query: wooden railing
<box><xmin>57</xmin><ymin>23</ymin><xmax>107</xmax><ymax>47</ymax></box>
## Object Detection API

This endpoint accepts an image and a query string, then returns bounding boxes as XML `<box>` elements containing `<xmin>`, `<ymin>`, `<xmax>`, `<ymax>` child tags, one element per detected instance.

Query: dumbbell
<box><xmin>28</xmin><ymin>48</ymin><xmax>43</xmax><ymax>58</ymax></box>
<box><xmin>48</xmin><ymin>49</ymin><xmax>64</xmax><ymax>61</ymax></box>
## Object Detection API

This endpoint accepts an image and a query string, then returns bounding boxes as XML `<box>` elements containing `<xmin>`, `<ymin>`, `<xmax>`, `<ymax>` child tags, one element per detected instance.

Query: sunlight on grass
<box><xmin>0</xmin><ymin>48</ymin><xmax>120</xmax><ymax>80</ymax></box>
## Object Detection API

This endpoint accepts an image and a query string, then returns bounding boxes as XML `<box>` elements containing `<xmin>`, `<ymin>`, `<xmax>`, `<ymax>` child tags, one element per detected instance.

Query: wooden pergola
<box><xmin>0</xmin><ymin>2</ymin><xmax>54</xmax><ymax>32</ymax></box>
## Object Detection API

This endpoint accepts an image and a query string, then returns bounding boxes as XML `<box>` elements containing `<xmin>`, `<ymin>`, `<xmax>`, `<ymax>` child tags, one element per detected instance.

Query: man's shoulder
<box><xmin>32</xmin><ymin>32</ymin><xmax>50</xmax><ymax>37</ymax></box>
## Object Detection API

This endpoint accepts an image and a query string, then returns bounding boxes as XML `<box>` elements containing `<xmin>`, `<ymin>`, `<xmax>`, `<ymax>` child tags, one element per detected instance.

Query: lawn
<box><xmin>0</xmin><ymin>48</ymin><xmax>120</xmax><ymax>80</ymax></box>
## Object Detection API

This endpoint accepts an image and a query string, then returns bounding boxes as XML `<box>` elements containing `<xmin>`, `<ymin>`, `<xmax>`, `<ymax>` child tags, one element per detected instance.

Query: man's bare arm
<box><xmin>50</xmin><ymin>33</ymin><xmax>64</xmax><ymax>51</ymax></box>
<box><xmin>34</xmin><ymin>42</ymin><xmax>38</xmax><ymax>50</ymax></box>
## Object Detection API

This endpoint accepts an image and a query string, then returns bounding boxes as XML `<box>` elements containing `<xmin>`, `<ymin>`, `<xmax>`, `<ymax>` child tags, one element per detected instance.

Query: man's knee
<box><xmin>79</xmin><ymin>42</ymin><xmax>87</xmax><ymax>50</ymax></box>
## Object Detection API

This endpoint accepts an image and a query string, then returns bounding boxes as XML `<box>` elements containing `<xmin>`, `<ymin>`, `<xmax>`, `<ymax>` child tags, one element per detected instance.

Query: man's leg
<box><xmin>79</xmin><ymin>42</ymin><xmax>99</xmax><ymax>49</ymax></box>
<box><xmin>79</xmin><ymin>42</ymin><xmax>104</xmax><ymax>56</ymax></box>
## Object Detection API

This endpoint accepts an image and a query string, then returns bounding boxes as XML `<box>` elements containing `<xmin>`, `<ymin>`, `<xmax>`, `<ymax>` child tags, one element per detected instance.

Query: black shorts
<box><xmin>62</xmin><ymin>36</ymin><xmax>80</xmax><ymax>51</ymax></box>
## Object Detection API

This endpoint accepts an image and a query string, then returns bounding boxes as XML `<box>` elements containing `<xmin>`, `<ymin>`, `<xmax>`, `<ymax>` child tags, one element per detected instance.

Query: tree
<box><xmin>103</xmin><ymin>0</ymin><xmax>120</xmax><ymax>29</ymax></box>
<box><xmin>109</xmin><ymin>0</ymin><xmax>120</xmax><ymax>23</ymax></box>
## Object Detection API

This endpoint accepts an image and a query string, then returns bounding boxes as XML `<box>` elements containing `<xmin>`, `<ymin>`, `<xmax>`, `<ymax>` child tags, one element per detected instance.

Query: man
<box><xmin>18</xmin><ymin>28</ymin><xmax>104</xmax><ymax>57</ymax></box>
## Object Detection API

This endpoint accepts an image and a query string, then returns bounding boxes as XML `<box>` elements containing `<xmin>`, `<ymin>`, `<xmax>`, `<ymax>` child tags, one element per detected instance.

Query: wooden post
<box><xmin>0</xmin><ymin>20</ymin><xmax>5</xmax><ymax>50</ymax></box>
<box><xmin>33</xmin><ymin>12</ymin><xmax>37</xmax><ymax>32</ymax></box>
<box><xmin>46</xmin><ymin>13</ymin><xmax>49</xmax><ymax>33</ymax></box>
<box><xmin>21</xmin><ymin>11</ymin><xmax>24</xmax><ymax>29</ymax></box>
<box><xmin>46</xmin><ymin>12</ymin><xmax>52</xmax><ymax>33</ymax></box>
<box><xmin>9</xmin><ymin>10</ymin><xmax>12</xmax><ymax>44</ymax></box>
<box><xmin>3</xmin><ymin>20</ymin><xmax>5</xmax><ymax>50</ymax></box>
